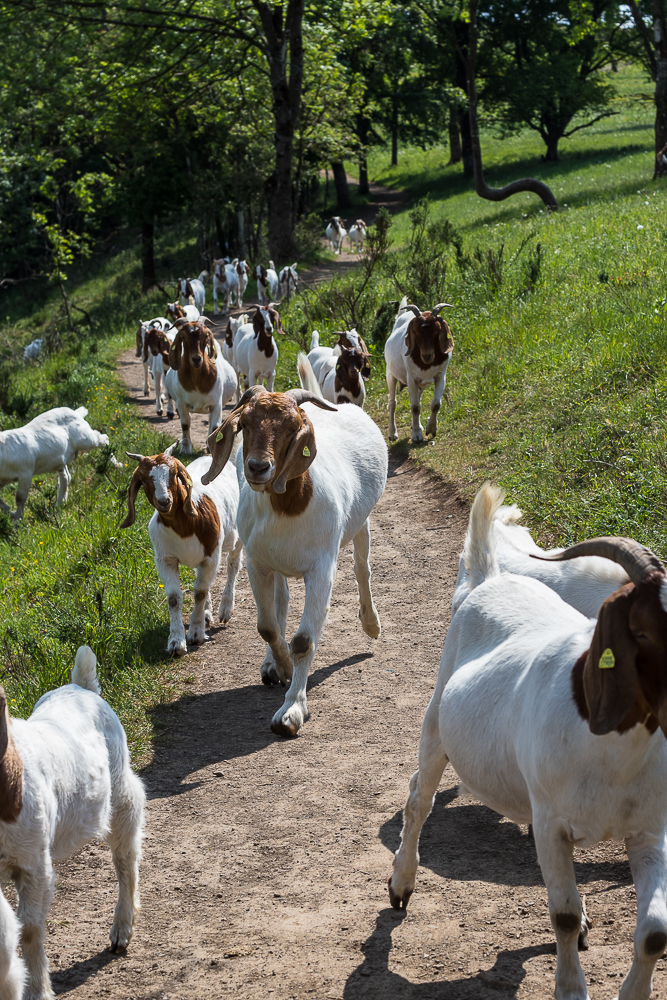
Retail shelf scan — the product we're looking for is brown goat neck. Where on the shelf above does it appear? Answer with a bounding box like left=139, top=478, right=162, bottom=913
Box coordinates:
left=268, top=470, right=313, bottom=517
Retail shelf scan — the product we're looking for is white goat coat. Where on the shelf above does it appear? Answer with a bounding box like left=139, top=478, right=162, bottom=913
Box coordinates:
left=233, top=322, right=279, bottom=390
left=307, top=346, right=365, bottom=407
left=164, top=350, right=236, bottom=430
left=254, top=265, right=279, bottom=307
left=385, top=310, right=451, bottom=390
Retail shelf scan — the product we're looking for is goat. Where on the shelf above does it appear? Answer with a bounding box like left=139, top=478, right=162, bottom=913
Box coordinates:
left=307, top=338, right=366, bottom=407
left=348, top=219, right=367, bottom=252
left=278, top=263, right=298, bottom=300
left=164, top=319, right=236, bottom=454
left=385, top=297, right=454, bottom=443
left=200, top=355, right=387, bottom=737
left=165, top=301, right=200, bottom=324
left=121, top=443, right=243, bottom=655
left=235, top=259, right=250, bottom=304
left=325, top=216, right=347, bottom=254
left=331, top=328, right=371, bottom=380
left=232, top=305, right=284, bottom=395
left=389, top=482, right=667, bottom=1000
left=212, top=259, right=239, bottom=315
left=136, top=317, right=171, bottom=396
left=222, top=314, right=249, bottom=401
left=452, top=493, right=630, bottom=619
left=143, top=326, right=176, bottom=418
left=0, top=646, right=144, bottom=998
left=177, top=273, right=208, bottom=314
left=253, top=262, right=279, bottom=307
left=0, top=406, right=110, bottom=520
left=23, top=338, right=44, bottom=363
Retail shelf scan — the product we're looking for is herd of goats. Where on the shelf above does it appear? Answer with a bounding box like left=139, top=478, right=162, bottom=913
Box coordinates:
left=0, top=258, right=666, bottom=1000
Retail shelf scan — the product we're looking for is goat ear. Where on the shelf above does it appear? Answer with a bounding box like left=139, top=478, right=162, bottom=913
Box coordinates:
left=583, top=585, right=638, bottom=734
left=176, top=463, right=197, bottom=517
left=405, top=318, right=417, bottom=355
left=273, top=410, right=316, bottom=494
left=169, top=330, right=184, bottom=370
left=201, top=411, right=242, bottom=485
left=438, top=320, right=454, bottom=354
left=0, top=691, right=22, bottom=823
left=120, top=468, right=143, bottom=529
left=204, top=328, right=216, bottom=358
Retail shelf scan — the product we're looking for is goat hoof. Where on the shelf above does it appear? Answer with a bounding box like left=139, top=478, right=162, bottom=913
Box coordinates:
left=388, top=431, right=398, bottom=442
left=166, top=412, right=175, bottom=420
left=387, top=876, right=412, bottom=910
left=167, top=638, right=187, bottom=657
left=361, top=612, right=381, bottom=639
left=218, top=599, right=234, bottom=624
left=270, top=718, right=299, bottom=738
left=261, top=661, right=281, bottom=685
left=143, top=389, right=149, bottom=397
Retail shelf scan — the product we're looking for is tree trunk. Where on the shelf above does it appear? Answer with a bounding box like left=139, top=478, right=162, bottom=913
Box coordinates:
left=141, top=219, right=157, bottom=292
left=357, top=115, right=370, bottom=195
left=359, top=157, right=369, bottom=196
left=391, top=96, right=398, bottom=166
left=448, top=109, right=462, bottom=165
left=331, top=162, right=352, bottom=210
left=254, top=0, right=304, bottom=261
left=652, top=0, right=667, bottom=176
left=465, top=0, right=558, bottom=210
left=460, top=110, right=474, bottom=177
left=215, top=214, right=227, bottom=258
left=237, top=207, right=246, bottom=257
left=544, top=133, right=560, bottom=162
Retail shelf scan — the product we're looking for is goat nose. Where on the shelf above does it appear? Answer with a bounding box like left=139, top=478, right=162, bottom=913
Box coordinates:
left=248, top=457, right=270, bottom=474
left=192, top=355, right=202, bottom=367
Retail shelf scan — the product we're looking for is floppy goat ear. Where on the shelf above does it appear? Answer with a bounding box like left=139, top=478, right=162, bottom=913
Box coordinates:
left=176, top=462, right=197, bottom=517
left=273, top=409, right=317, bottom=494
left=168, top=330, right=184, bottom=371
left=203, top=327, right=217, bottom=358
left=120, top=468, right=144, bottom=529
left=438, top=319, right=454, bottom=355
left=0, top=688, right=22, bottom=823
left=405, top=318, right=418, bottom=355
left=583, top=585, right=638, bottom=734
left=201, top=411, right=243, bottom=485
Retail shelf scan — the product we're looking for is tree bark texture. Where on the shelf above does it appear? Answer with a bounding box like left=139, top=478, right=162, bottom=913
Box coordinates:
left=652, top=0, right=667, bottom=175
left=448, top=109, right=462, bottom=165
left=141, top=219, right=157, bottom=292
left=331, top=162, right=352, bottom=210
left=255, top=0, right=304, bottom=261
left=357, top=115, right=370, bottom=195
left=391, top=96, right=398, bottom=166
left=465, top=0, right=558, bottom=210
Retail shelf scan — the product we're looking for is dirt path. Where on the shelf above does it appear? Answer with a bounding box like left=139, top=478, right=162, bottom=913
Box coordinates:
left=43, top=289, right=667, bottom=999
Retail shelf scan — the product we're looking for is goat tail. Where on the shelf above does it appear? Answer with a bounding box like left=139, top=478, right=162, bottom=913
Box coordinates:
left=309, top=330, right=320, bottom=351
left=397, top=295, right=409, bottom=316
left=269, top=260, right=276, bottom=272
left=462, top=483, right=505, bottom=590
left=496, top=503, right=523, bottom=525
left=297, top=353, right=323, bottom=398
left=72, top=645, right=102, bottom=695
left=74, top=406, right=89, bottom=419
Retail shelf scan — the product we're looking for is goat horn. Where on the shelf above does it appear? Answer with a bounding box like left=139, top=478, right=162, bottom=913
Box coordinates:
left=126, top=451, right=145, bottom=461
left=406, top=304, right=422, bottom=318
left=286, top=389, right=338, bottom=411
left=530, top=536, right=665, bottom=585
left=163, top=441, right=180, bottom=457
left=232, top=385, right=266, bottom=411
left=172, top=317, right=190, bottom=326
left=431, top=303, right=454, bottom=316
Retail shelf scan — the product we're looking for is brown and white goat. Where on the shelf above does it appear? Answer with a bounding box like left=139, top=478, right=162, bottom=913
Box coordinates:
left=135, top=317, right=170, bottom=396
left=163, top=320, right=237, bottom=453
left=121, top=443, right=243, bottom=655
left=348, top=219, right=367, bottom=251
left=231, top=305, right=284, bottom=395
left=307, top=340, right=367, bottom=407
left=252, top=262, right=279, bottom=306
left=143, top=327, right=175, bottom=418
left=325, top=217, right=347, bottom=254
left=166, top=301, right=200, bottom=324
left=385, top=297, right=454, bottom=443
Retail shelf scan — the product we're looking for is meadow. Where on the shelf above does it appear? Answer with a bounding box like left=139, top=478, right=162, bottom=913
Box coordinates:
left=0, top=60, right=665, bottom=755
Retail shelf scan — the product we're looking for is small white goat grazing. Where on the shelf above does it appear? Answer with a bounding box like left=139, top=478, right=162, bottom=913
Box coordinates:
left=253, top=262, right=279, bottom=307
left=0, top=407, right=110, bottom=520
left=200, top=355, right=387, bottom=737
left=0, top=646, right=144, bottom=999
left=232, top=306, right=284, bottom=394
left=121, top=443, right=243, bottom=655
left=135, top=317, right=171, bottom=396
left=451, top=494, right=630, bottom=619
left=278, top=263, right=298, bottom=300
left=177, top=273, right=208, bottom=314
left=385, top=297, right=454, bottom=443
left=348, top=219, right=367, bottom=251
left=163, top=319, right=237, bottom=454
left=390, top=482, right=667, bottom=1000
left=325, top=216, right=347, bottom=254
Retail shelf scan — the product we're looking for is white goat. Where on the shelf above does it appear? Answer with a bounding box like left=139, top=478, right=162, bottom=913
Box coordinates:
left=136, top=317, right=171, bottom=396
left=143, top=326, right=177, bottom=418
left=177, top=273, right=208, bottom=313
left=278, top=263, right=298, bottom=300
left=307, top=338, right=366, bottom=407
left=0, top=407, right=110, bottom=520
left=0, top=646, right=144, bottom=999
left=325, top=216, right=347, bottom=254
left=452, top=494, right=630, bottom=619
left=200, top=355, right=387, bottom=737
left=165, top=302, right=199, bottom=324
left=235, top=259, right=249, bottom=304
left=232, top=306, right=284, bottom=395
left=163, top=319, right=237, bottom=454
left=390, top=482, right=667, bottom=1000
left=121, top=443, right=243, bottom=655
left=23, top=339, right=44, bottom=363
left=222, top=314, right=249, bottom=400
left=212, top=259, right=238, bottom=315
left=348, top=219, right=367, bottom=251
left=253, top=262, right=279, bottom=307
left=385, top=297, right=454, bottom=443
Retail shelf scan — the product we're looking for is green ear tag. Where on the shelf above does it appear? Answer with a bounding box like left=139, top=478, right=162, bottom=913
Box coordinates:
left=302, top=445, right=310, bottom=457
left=185, top=476, right=192, bottom=487
left=599, top=648, right=615, bottom=669
left=216, top=430, right=224, bottom=442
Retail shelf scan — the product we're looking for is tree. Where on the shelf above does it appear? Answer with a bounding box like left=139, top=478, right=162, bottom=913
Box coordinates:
left=627, top=0, right=667, bottom=175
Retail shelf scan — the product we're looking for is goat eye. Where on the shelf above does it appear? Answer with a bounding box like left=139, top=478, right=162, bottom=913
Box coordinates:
left=633, top=630, right=647, bottom=640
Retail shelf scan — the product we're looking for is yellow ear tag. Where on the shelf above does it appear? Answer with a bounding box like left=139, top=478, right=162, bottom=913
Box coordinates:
left=302, top=446, right=310, bottom=457
left=599, top=648, right=615, bottom=669
left=216, top=430, right=224, bottom=442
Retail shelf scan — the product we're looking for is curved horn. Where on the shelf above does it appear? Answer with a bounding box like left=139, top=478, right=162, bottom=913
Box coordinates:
left=531, top=536, right=665, bottom=585
left=125, top=451, right=145, bottom=462
left=286, top=389, right=338, bottom=411
left=430, top=303, right=454, bottom=317
left=172, top=317, right=190, bottom=327
left=406, top=304, right=422, bottom=318
left=233, top=385, right=267, bottom=411
left=163, top=441, right=180, bottom=457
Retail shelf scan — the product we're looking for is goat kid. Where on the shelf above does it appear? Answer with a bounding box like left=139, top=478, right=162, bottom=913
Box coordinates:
left=232, top=306, right=284, bottom=395
left=143, top=326, right=176, bottom=418
left=307, top=339, right=366, bottom=407
left=177, top=273, right=208, bottom=314
left=385, top=298, right=454, bottom=443
left=135, top=317, right=171, bottom=396
left=325, top=216, right=347, bottom=254
left=390, top=483, right=667, bottom=1000
left=279, top=263, right=298, bottom=300
left=348, top=219, right=367, bottom=251
left=200, top=357, right=387, bottom=737
left=121, top=443, right=243, bottom=655
left=164, top=319, right=236, bottom=454
left=0, top=407, right=110, bottom=520
left=0, top=646, right=144, bottom=1000
left=253, top=262, right=279, bottom=307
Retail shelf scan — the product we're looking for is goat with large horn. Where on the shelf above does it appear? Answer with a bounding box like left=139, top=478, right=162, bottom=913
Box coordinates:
left=201, top=355, right=388, bottom=738
left=389, top=481, right=667, bottom=1000
left=385, top=296, right=454, bottom=443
